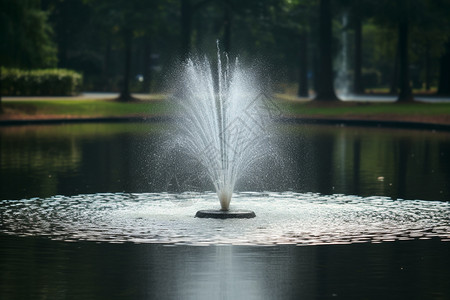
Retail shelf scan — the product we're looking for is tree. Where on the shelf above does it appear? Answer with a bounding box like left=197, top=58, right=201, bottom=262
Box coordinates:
left=181, top=0, right=193, bottom=59
left=265, top=0, right=314, bottom=97
left=180, top=0, right=213, bottom=59
left=346, top=0, right=375, bottom=95
left=438, top=40, right=450, bottom=95
left=298, top=31, right=308, bottom=97
left=337, top=0, right=377, bottom=95
left=397, top=3, right=413, bottom=102
left=315, top=0, right=338, bottom=101
left=372, top=0, right=413, bottom=101
left=353, top=13, right=363, bottom=94
left=0, top=0, right=57, bottom=111
left=85, top=0, right=167, bottom=101
left=0, top=0, right=57, bottom=69
left=372, top=0, right=450, bottom=101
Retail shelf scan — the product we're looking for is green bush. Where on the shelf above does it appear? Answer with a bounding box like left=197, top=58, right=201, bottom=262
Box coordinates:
left=1, top=68, right=83, bottom=96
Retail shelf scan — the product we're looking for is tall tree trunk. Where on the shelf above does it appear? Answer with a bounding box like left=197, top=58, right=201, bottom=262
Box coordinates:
left=223, top=0, right=231, bottom=54
left=313, top=47, right=319, bottom=95
left=397, top=17, right=413, bottom=102
left=142, top=38, right=152, bottom=93
left=297, top=32, right=308, bottom=97
left=181, top=0, right=192, bottom=60
left=118, top=29, right=133, bottom=102
left=103, top=34, right=112, bottom=91
left=390, top=47, right=399, bottom=94
left=0, top=66, right=3, bottom=113
left=353, top=16, right=363, bottom=94
left=315, top=0, right=338, bottom=101
left=425, top=41, right=431, bottom=91
left=437, top=40, right=450, bottom=95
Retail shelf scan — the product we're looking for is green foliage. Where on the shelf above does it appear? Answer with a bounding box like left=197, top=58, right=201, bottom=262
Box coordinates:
left=1, top=68, right=83, bottom=96
left=0, top=0, right=57, bottom=68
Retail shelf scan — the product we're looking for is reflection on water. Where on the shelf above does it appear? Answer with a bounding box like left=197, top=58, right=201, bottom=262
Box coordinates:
left=2, top=122, right=448, bottom=201
left=275, top=125, right=450, bottom=201
left=0, top=235, right=449, bottom=299
left=0, top=123, right=166, bottom=200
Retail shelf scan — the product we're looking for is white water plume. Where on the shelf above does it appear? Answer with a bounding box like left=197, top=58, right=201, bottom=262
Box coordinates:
left=172, top=46, right=275, bottom=210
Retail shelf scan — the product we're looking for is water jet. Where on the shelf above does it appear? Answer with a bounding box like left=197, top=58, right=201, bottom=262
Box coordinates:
left=173, top=45, right=273, bottom=218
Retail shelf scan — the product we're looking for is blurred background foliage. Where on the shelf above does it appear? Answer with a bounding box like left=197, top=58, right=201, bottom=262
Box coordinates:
left=0, top=0, right=449, bottom=97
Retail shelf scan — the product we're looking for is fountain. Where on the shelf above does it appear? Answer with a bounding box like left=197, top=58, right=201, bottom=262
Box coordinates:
left=1, top=118, right=450, bottom=245
left=1, top=48, right=449, bottom=245
left=172, top=45, right=274, bottom=218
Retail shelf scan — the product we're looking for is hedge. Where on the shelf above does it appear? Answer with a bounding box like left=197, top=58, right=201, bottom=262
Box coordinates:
left=1, top=68, right=83, bottom=96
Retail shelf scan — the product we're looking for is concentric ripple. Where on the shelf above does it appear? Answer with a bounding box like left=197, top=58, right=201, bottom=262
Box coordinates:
left=1, top=192, right=449, bottom=245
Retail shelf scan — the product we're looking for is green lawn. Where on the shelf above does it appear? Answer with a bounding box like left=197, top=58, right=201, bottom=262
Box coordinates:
left=1, top=97, right=450, bottom=120
left=281, top=101, right=450, bottom=116
left=2, top=99, right=170, bottom=117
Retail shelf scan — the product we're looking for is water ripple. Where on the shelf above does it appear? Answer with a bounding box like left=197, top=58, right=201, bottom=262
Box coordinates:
left=1, top=192, right=449, bottom=245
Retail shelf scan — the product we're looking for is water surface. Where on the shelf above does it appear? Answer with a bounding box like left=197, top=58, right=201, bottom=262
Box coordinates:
left=1, top=122, right=449, bottom=299
left=1, top=123, right=449, bottom=201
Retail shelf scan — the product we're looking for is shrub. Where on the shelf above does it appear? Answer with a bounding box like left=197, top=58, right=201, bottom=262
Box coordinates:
left=1, top=68, right=83, bottom=96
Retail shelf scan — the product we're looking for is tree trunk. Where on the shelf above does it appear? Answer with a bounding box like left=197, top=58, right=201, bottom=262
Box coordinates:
left=142, top=38, right=152, bottom=93
left=118, top=29, right=134, bottom=102
left=353, top=16, right=363, bottom=94
left=315, top=0, right=338, bottom=101
left=425, top=41, right=431, bottom=91
left=313, top=48, right=319, bottom=95
left=181, top=0, right=192, bottom=60
left=103, top=34, right=112, bottom=91
left=223, top=0, right=231, bottom=54
left=397, top=17, right=413, bottom=102
left=437, top=40, right=450, bottom=95
left=390, top=47, right=399, bottom=94
left=0, top=66, right=3, bottom=113
left=297, top=32, right=308, bottom=97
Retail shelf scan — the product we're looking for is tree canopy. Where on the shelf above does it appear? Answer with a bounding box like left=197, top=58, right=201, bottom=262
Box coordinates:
left=1, top=0, right=57, bottom=68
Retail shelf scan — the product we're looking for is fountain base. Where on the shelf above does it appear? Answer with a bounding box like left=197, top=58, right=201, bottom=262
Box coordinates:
left=195, top=210, right=256, bottom=219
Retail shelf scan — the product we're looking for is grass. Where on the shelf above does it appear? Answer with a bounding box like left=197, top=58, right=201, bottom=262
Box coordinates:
left=281, top=101, right=450, bottom=116
left=1, top=99, right=170, bottom=118
left=1, top=96, right=450, bottom=122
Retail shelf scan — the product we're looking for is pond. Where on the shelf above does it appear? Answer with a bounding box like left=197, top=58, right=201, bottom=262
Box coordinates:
left=0, top=122, right=449, bottom=298
left=1, top=123, right=449, bottom=201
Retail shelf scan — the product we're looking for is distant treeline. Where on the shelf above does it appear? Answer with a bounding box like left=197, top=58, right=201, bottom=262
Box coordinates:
left=1, top=0, right=449, bottom=101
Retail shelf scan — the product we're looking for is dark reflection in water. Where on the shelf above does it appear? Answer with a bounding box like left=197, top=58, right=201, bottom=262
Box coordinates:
left=270, top=125, right=450, bottom=201
left=1, top=123, right=449, bottom=201
left=0, top=235, right=449, bottom=299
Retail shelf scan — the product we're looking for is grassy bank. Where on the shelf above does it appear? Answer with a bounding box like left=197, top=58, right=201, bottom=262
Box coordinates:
left=1, top=99, right=169, bottom=119
left=1, top=97, right=450, bottom=124
left=282, top=101, right=450, bottom=116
